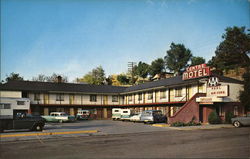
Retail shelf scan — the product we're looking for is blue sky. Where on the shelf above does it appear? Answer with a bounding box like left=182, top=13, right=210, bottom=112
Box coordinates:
left=1, top=0, right=249, bottom=82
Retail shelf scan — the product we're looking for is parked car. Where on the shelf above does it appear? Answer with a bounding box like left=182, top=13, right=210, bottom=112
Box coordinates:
left=42, top=112, right=75, bottom=123
left=120, top=109, right=135, bottom=121
left=76, top=110, right=90, bottom=120
left=140, top=110, right=166, bottom=124
left=231, top=114, right=250, bottom=128
left=112, top=108, right=122, bottom=120
left=129, top=113, right=142, bottom=122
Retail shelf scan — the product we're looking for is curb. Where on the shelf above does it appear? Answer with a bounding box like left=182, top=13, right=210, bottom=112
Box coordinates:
left=152, top=124, right=170, bottom=127
left=0, top=130, right=99, bottom=138
left=168, top=125, right=234, bottom=131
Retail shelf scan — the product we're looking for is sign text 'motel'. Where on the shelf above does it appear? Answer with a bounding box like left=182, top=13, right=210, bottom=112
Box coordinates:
left=183, top=64, right=211, bottom=80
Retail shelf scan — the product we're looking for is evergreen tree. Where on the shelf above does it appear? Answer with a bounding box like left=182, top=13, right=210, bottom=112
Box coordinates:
left=5, top=72, right=24, bottom=82
left=209, top=26, right=250, bottom=71
left=165, top=42, right=192, bottom=75
left=240, top=71, right=250, bottom=111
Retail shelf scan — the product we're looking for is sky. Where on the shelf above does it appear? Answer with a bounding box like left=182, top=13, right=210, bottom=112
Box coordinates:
left=1, top=0, right=250, bottom=82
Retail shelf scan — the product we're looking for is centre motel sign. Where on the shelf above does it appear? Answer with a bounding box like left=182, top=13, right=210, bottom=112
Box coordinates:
left=182, top=64, right=211, bottom=80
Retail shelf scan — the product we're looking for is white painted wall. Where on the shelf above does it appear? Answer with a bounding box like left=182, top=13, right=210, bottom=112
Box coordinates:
left=0, top=97, right=30, bottom=118
left=0, top=91, right=22, bottom=98
left=218, top=82, right=243, bottom=102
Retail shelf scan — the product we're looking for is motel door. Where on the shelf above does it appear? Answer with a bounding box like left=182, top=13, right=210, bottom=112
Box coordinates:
left=44, top=94, right=49, bottom=104
left=199, top=106, right=203, bottom=123
left=69, top=95, right=74, bottom=105
left=103, top=95, right=108, bottom=105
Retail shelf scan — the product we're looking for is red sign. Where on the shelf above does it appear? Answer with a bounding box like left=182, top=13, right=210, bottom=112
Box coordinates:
left=182, top=64, right=211, bottom=80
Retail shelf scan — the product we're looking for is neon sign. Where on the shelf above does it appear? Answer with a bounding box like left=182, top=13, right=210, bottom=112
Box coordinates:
left=182, top=64, right=211, bottom=80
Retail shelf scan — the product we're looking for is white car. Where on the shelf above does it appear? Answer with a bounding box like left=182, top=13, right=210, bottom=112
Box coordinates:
left=130, top=113, right=142, bottom=122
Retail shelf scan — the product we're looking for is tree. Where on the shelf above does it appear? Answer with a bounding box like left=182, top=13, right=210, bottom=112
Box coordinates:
left=209, top=26, right=250, bottom=71
left=78, top=66, right=105, bottom=85
left=117, top=74, right=130, bottom=85
left=32, top=73, right=68, bottom=83
left=240, top=71, right=250, bottom=112
left=5, top=72, right=24, bottom=82
left=149, top=58, right=165, bottom=77
left=134, top=61, right=150, bottom=79
left=32, top=74, right=47, bottom=82
left=165, top=42, right=192, bottom=75
left=191, top=56, right=205, bottom=66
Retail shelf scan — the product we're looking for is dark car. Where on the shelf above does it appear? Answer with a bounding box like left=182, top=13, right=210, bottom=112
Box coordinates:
left=231, top=114, right=250, bottom=128
left=0, top=113, right=46, bottom=132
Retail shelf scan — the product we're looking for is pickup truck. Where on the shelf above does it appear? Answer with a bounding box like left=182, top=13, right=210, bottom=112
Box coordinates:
left=0, top=97, right=45, bottom=132
left=0, top=113, right=45, bottom=132
left=42, top=112, right=76, bottom=123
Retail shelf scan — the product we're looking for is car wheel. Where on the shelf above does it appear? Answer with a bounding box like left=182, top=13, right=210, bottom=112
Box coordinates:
left=233, top=121, right=241, bottom=128
left=59, top=119, right=63, bottom=123
left=34, top=124, right=43, bottom=131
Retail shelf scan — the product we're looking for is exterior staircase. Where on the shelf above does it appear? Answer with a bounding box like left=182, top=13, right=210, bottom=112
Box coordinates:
left=168, top=93, right=206, bottom=124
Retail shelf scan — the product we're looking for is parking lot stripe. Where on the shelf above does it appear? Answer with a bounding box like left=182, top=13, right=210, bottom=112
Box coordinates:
left=0, top=130, right=98, bottom=138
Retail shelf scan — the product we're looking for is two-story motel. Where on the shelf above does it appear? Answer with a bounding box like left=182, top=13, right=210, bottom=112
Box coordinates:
left=0, top=64, right=245, bottom=124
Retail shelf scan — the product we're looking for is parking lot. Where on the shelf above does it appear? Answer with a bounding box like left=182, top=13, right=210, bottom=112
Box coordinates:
left=0, top=120, right=171, bottom=142
left=1, top=121, right=249, bottom=158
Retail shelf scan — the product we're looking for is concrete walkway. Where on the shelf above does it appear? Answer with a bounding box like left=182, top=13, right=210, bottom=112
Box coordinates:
left=152, top=123, right=234, bottom=130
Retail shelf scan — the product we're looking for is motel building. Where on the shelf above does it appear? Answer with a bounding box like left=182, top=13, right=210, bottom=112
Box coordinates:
left=0, top=64, right=245, bottom=124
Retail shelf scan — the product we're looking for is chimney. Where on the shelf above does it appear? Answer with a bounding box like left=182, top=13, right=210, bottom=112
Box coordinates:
left=57, top=76, right=62, bottom=83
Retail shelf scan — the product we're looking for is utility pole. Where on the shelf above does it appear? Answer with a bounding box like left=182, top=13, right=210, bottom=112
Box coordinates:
left=128, top=62, right=137, bottom=84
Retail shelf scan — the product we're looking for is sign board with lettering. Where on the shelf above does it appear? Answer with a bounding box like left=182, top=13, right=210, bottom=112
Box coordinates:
left=182, top=64, right=211, bottom=80
left=207, top=85, right=229, bottom=97
left=199, top=97, right=213, bottom=104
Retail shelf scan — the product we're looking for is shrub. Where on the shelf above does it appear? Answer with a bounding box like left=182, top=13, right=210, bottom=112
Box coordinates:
left=225, top=112, right=234, bottom=123
left=208, top=111, right=221, bottom=124
left=171, top=121, right=186, bottom=127
left=170, top=121, right=201, bottom=127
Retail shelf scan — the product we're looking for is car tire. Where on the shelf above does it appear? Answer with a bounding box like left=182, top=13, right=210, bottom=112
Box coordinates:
left=0, top=127, right=4, bottom=133
left=233, top=121, right=241, bottom=128
left=34, top=124, right=43, bottom=131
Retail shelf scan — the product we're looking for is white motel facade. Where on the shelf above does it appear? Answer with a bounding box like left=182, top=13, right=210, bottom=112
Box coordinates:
left=0, top=64, right=246, bottom=124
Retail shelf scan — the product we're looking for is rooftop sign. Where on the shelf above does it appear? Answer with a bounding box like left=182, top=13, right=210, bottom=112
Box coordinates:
left=182, top=64, right=211, bottom=80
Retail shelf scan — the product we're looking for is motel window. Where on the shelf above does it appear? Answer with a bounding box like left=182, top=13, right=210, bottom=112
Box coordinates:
left=90, top=95, right=97, bottom=102
left=0, top=103, right=11, bottom=109
left=56, top=94, right=64, bottom=101
left=160, top=90, right=166, bottom=99
left=219, top=106, right=224, bottom=116
left=128, top=95, right=132, bottom=101
left=148, top=92, right=153, bottom=100
left=138, top=93, right=142, bottom=101
left=34, top=93, right=40, bottom=101
left=175, top=88, right=182, bottom=97
left=234, top=106, right=239, bottom=116
left=112, top=95, right=118, bottom=102
left=17, top=101, right=25, bottom=105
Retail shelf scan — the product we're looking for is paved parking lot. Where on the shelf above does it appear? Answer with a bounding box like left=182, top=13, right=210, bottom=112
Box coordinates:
left=0, top=120, right=170, bottom=141
left=1, top=126, right=249, bottom=158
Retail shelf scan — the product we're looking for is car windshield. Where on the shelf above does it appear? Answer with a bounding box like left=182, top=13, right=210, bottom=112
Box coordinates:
left=142, top=112, right=152, bottom=115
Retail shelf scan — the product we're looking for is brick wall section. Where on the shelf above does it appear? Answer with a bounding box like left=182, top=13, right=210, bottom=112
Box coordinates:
left=168, top=93, right=206, bottom=124
left=203, top=106, right=215, bottom=123
left=220, top=102, right=244, bottom=121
